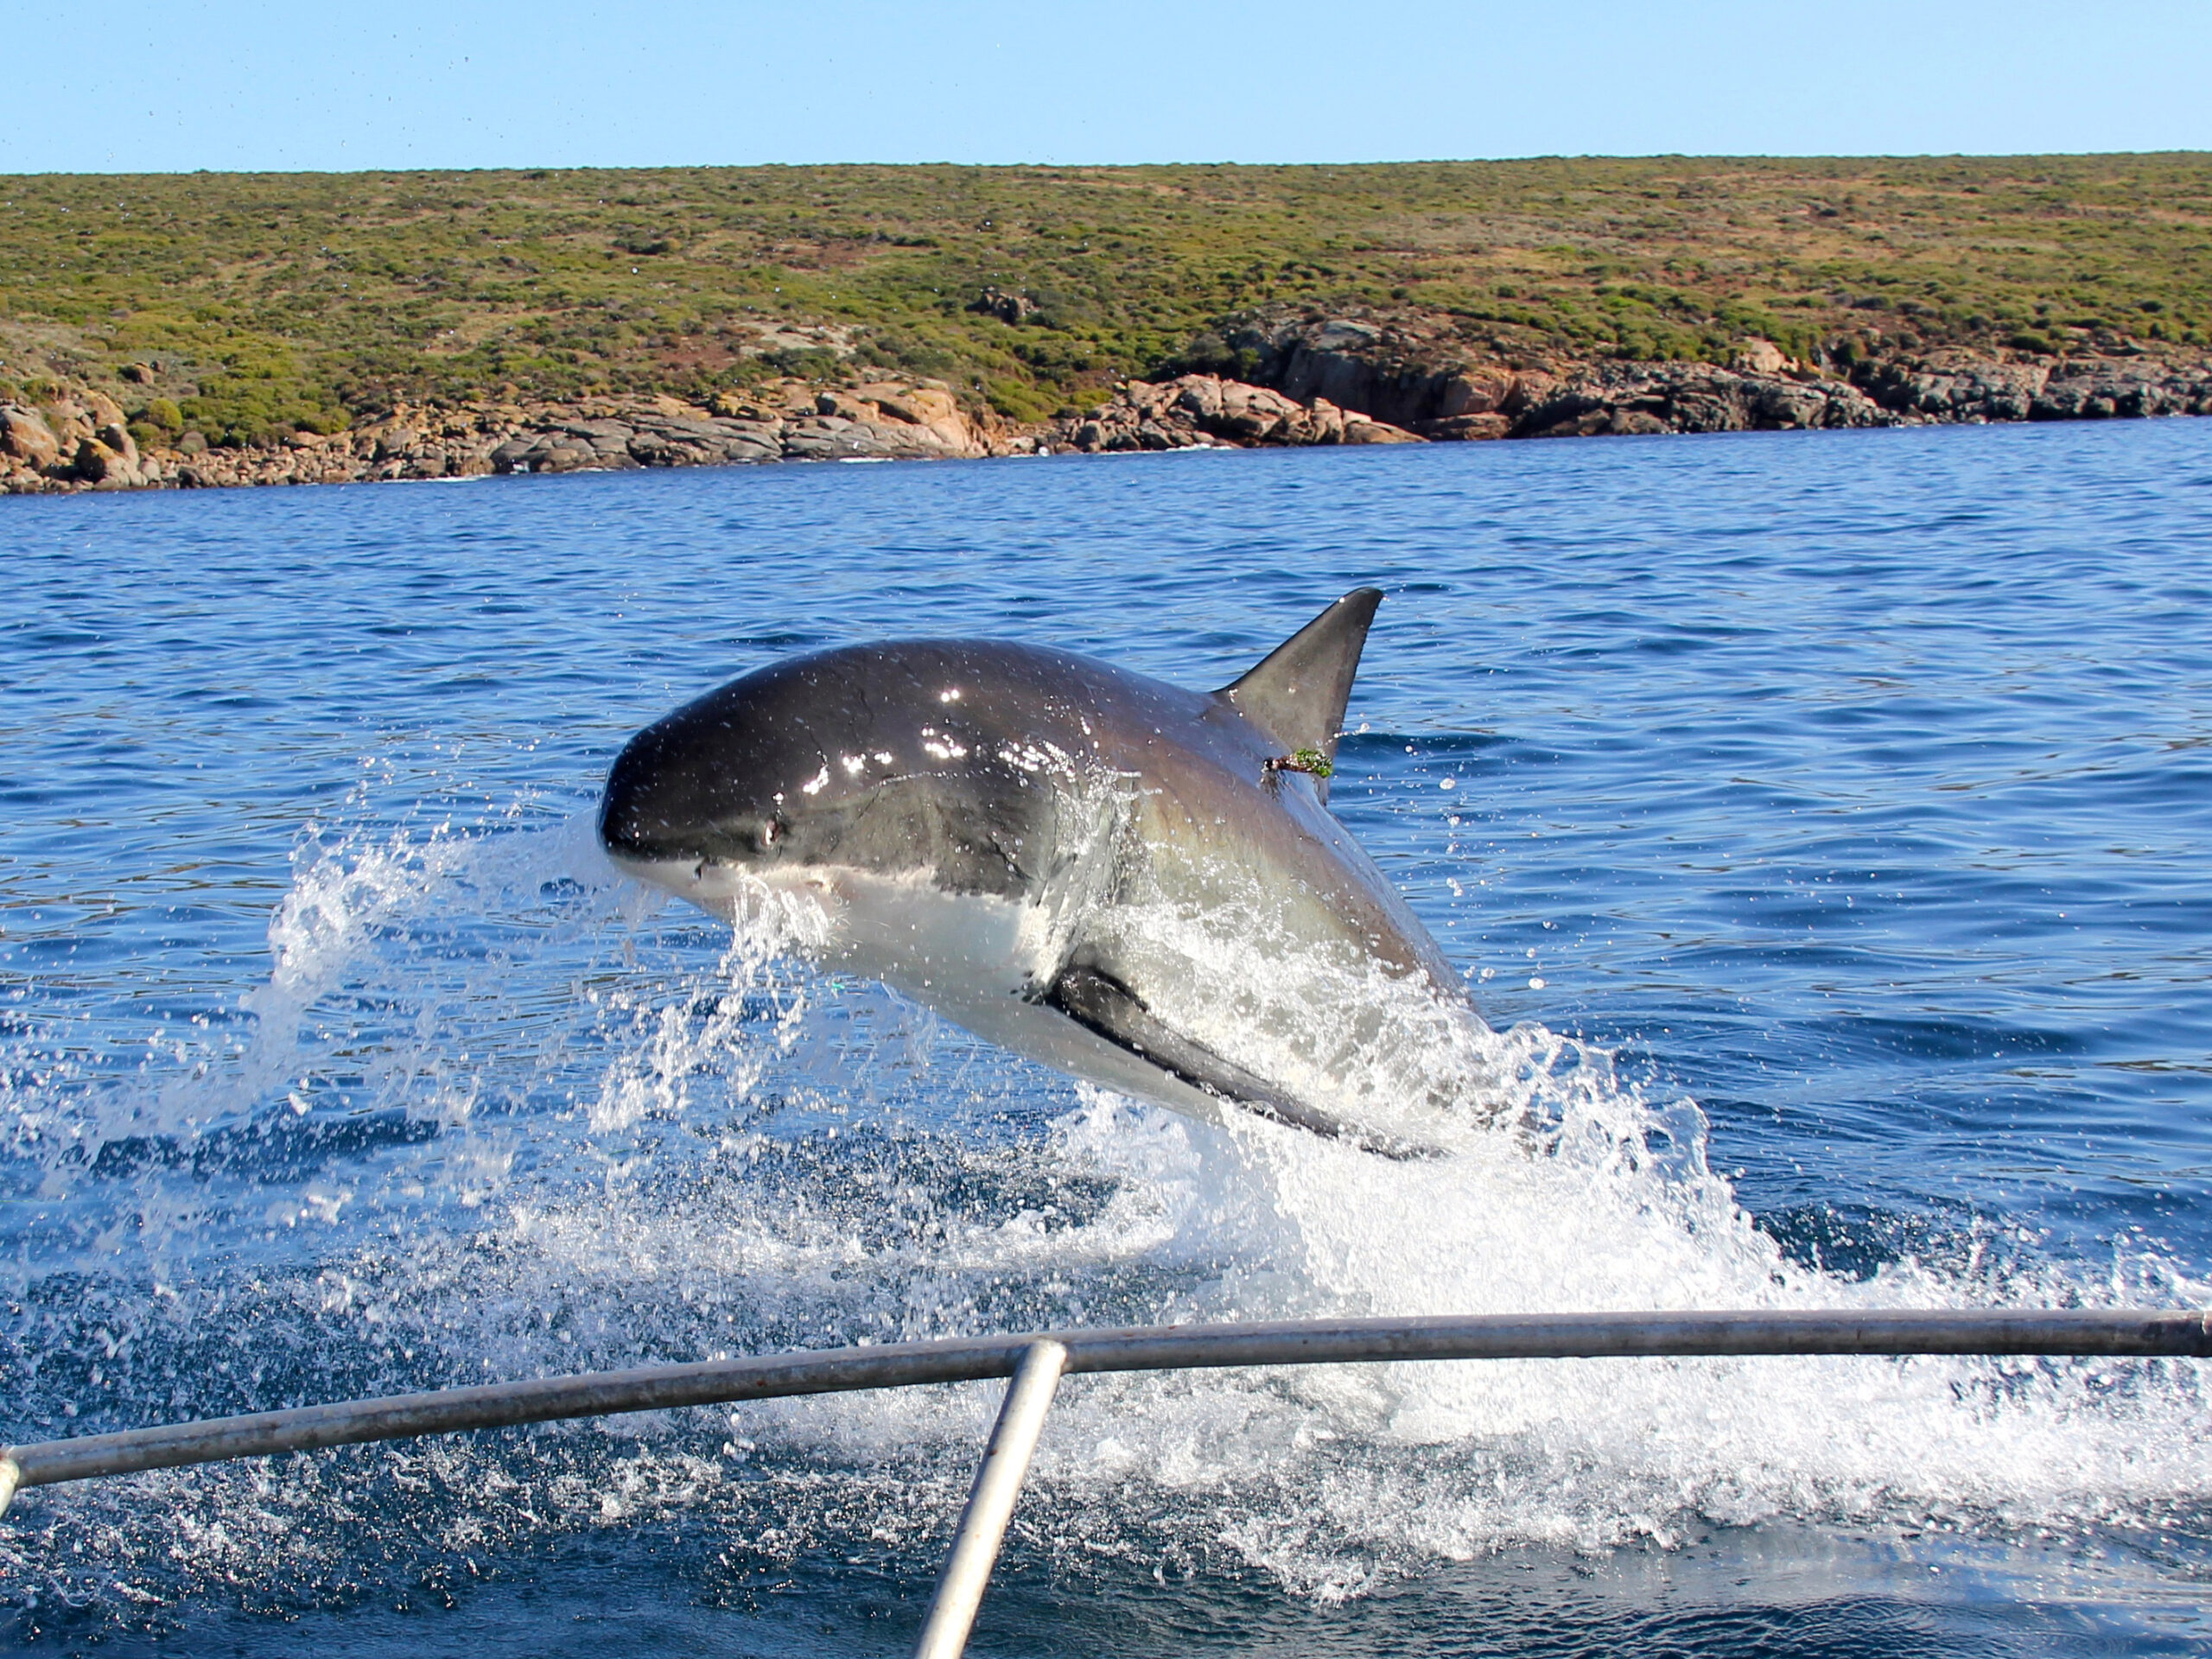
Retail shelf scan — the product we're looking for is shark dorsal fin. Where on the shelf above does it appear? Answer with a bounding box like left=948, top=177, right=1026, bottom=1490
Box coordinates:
left=1217, top=588, right=1383, bottom=795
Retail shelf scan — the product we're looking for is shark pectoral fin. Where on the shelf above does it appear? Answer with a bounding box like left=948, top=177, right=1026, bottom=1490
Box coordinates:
left=1045, top=964, right=1353, bottom=1141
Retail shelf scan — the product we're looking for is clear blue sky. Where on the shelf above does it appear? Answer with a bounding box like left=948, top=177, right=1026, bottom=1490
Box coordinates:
left=6, top=0, right=2209, bottom=174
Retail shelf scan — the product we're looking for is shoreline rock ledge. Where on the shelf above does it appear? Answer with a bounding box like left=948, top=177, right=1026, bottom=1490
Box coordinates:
left=1058, top=376, right=1421, bottom=451
left=1227, top=313, right=2212, bottom=438
left=7, top=321, right=2212, bottom=495
left=0, top=379, right=1040, bottom=494
left=1, top=387, right=168, bottom=490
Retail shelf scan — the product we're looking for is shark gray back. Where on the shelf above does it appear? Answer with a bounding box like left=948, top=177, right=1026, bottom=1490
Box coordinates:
left=600, top=590, right=1481, bottom=1147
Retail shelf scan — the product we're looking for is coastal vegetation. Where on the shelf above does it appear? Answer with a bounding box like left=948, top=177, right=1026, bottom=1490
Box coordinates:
left=3, top=154, right=2209, bottom=444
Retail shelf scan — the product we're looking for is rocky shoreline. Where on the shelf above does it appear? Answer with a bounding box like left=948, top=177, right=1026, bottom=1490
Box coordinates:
left=7, top=317, right=2210, bottom=496
left=0, top=378, right=1039, bottom=493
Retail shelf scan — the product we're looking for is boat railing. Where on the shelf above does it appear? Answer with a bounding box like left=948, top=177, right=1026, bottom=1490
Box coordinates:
left=4, top=1308, right=2207, bottom=1658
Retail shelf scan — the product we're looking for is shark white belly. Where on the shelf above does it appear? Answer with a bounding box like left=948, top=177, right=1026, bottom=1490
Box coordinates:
left=601, top=588, right=1486, bottom=1147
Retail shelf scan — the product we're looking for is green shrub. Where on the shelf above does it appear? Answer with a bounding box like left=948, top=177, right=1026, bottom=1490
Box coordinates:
left=180, top=375, right=350, bottom=445
left=761, top=346, right=842, bottom=380
left=984, top=378, right=1057, bottom=422
left=1153, top=332, right=1260, bottom=381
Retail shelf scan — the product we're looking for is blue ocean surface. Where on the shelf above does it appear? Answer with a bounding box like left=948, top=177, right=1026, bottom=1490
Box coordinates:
left=1, top=417, right=2208, bottom=1656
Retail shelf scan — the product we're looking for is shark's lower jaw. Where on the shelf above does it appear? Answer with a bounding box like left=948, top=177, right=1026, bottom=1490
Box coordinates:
left=602, top=849, right=848, bottom=935
left=600, top=847, right=696, bottom=892
left=604, top=853, right=1040, bottom=990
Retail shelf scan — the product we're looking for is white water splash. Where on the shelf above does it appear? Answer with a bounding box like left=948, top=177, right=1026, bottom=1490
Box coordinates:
left=587, top=880, right=830, bottom=1135
left=4, top=812, right=2207, bottom=1619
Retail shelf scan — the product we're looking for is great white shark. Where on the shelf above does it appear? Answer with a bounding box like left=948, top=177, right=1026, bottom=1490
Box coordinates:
left=598, top=589, right=1484, bottom=1147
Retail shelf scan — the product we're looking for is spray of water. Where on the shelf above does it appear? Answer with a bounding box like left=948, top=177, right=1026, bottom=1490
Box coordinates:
left=2, top=813, right=2206, bottom=1630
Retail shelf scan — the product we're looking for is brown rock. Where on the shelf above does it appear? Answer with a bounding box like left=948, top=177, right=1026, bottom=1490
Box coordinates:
left=1166, top=377, right=1219, bottom=421
left=0, top=405, right=61, bottom=470
left=1231, top=312, right=1489, bottom=429
left=971, top=286, right=1039, bottom=324
left=1732, top=338, right=1791, bottom=376
left=823, top=381, right=988, bottom=457
left=369, top=423, right=420, bottom=461
left=1435, top=368, right=1516, bottom=418
left=1427, top=413, right=1511, bottom=441
left=43, top=401, right=96, bottom=450
left=1290, top=397, right=1347, bottom=444
left=1060, top=375, right=1419, bottom=452
left=1341, top=413, right=1423, bottom=444
left=1217, top=380, right=1302, bottom=442
left=1500, top=371, right=1560, bottom=415
left=707, top=391, right=768, bottom=420
left=73, top=435, right=143, bottom=486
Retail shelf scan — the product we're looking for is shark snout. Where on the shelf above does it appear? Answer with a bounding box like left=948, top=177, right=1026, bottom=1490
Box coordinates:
left=596, top=782, right=702, bottom=868
left=597, top=790, right=697, bottom=866
left=598, top=723, right=764, bottom=868
left=597, top=734, right=803, bottom=918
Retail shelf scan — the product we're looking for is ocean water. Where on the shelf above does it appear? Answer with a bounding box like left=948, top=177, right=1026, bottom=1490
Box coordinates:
left=1, top=418, right=2208, bottom=1656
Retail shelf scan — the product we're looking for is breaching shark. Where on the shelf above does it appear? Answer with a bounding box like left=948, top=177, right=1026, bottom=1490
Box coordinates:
left=598, top=589, right=1483, bottom=1146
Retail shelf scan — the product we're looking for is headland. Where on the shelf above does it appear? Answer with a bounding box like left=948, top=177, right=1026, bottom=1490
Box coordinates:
left=3, top=156, right=2208, bottom=492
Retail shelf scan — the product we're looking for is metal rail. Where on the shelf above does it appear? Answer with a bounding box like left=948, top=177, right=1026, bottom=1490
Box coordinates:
left=912, top=1339, right=1067, bottom=1659
left=3, top=1307, right=2206, bottom=1657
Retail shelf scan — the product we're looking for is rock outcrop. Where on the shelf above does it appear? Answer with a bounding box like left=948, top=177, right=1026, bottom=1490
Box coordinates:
left=480, top=382, right=996, bottom=475
left=2, top=378, right=1023, bottom=493
left=1, top=387, right=165, bottom=489
left=1225, top=309, right=2212, bottom=442
left=970, top=287, right=1040, bottom=326
left=1852, top=349, right=2212, bottom=423
left=1, top=405, right=62, bottom=472
left=1510, top=361, right=1896, bottom=438
left=1057, top=375, right=1421, bottom=452
left=1230, top=313, right=1898, bottom=438
left=1230, top=315, right=1484, bottom=432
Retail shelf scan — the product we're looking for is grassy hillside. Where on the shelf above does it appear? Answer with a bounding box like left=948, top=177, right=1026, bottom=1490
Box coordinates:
left=3, top=155, right=2208, bottom=444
